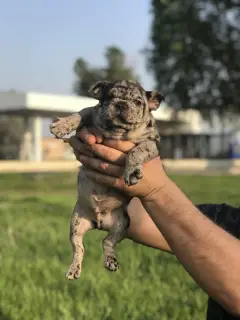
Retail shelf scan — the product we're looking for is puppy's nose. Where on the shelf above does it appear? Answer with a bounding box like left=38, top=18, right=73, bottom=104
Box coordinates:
left=117, top=102, right=126, bottom=110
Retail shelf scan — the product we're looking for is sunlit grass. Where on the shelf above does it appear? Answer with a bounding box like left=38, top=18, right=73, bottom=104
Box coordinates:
left=0, top=173, right=238, bottom=320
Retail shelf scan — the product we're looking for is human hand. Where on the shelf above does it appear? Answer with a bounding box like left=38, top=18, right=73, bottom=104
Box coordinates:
left=69, top=127, right=168, bottom=201
left=69, top=126, right=135, bottom=164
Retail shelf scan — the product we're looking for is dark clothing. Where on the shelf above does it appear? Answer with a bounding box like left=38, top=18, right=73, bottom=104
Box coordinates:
left=195, top=204, right=240, bottom=319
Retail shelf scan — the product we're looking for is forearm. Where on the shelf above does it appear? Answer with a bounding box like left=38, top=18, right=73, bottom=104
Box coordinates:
left=73, top=133, right=240, bottom=314
left=126, top=198, right=172, bottom=252
left=142, top=178, right=240, bottom=315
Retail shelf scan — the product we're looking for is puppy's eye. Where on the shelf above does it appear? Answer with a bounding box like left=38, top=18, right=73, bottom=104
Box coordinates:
left=136, top=100, right=142, bottom=106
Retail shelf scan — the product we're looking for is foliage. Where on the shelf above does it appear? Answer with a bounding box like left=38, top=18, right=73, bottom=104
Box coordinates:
left=0, top=116, right=24, bottom=160
left=146, top=0, right=240, bottom=117
left=1, top=173, right=240, bottom=319
left=74, top=46, right=139, bottom=97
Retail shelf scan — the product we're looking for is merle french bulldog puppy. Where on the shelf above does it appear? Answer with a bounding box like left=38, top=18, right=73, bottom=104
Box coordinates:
left=50, top=80, right=164, bottom=280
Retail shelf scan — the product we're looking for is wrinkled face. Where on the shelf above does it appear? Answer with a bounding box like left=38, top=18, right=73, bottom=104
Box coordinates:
left=89, top=80, right=164, bottom=129
left=101, top=80, right=147, bottom=127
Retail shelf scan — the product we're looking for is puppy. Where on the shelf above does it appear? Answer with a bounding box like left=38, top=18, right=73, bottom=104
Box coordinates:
left=50, top=80, right=164, bottom=279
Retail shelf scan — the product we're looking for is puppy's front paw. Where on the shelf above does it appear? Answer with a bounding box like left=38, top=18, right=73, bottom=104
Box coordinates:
left=104, top=256, right=119, bottom=272
left=50, top=118, right=72, bottom=138
left=66, top=263, right=81, bottom=280
left=124, top=165, right=143, bottom=186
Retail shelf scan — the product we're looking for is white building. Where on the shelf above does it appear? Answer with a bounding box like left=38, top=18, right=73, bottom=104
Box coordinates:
left=0, top=90, right=239, bottom=160
left=0, top=90, right=97, bottom=161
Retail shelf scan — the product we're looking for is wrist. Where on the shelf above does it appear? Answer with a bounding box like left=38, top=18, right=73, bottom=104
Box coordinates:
left=140, top=173, right=172, bottom=204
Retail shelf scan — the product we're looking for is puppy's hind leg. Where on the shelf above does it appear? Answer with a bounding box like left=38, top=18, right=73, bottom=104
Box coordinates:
left=66, top=201, right=93, bottom=280
left=103, top=207, right=130, bottom=272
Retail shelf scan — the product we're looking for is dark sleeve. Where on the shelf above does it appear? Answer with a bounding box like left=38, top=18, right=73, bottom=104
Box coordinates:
left=196, top=203, right=240, bottom=238
left=196, top=204, right=240, bottom=319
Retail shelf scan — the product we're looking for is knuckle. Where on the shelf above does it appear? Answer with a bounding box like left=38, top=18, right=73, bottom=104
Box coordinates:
left=99, top=162, right=108, bottom=171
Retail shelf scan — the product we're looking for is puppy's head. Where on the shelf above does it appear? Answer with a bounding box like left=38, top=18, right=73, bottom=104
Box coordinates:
left=89, top=80, right=164, bottom=129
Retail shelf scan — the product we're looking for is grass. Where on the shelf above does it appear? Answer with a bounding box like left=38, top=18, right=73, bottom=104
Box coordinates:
left=0, top=173, right=239, bottom=320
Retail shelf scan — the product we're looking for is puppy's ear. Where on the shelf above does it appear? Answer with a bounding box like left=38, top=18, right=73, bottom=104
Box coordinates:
left=146, top=91, right=165, bottom=111
left=88, top=81, right=110, bottom=100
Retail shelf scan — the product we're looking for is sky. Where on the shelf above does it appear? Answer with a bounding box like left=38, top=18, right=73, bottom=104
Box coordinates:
left=0, top=0, right=155, bottom=95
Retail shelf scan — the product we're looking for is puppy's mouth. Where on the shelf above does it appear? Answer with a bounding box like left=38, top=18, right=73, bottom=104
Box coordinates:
left=104, top=120, right=125, bottom=129
left=100, top=118, right=129, bottom=133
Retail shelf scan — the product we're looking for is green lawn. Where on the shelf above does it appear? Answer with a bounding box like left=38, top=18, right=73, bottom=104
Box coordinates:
left=0, top=173, right=239, bottom=320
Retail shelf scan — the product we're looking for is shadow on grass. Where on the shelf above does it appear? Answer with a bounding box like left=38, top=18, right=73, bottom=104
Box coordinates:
left=0, top=310, right=12, bottom=320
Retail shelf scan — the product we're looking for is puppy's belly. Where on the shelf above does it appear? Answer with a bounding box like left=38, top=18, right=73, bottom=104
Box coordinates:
left=77, top=167, right=128, bottom=227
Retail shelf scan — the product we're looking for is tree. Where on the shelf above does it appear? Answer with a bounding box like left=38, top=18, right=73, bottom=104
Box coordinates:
left=73, top=46, right=139, bottom=97
left=145, top=0, right=240, bottom=117
left=104, top=46, right=139, bottom=82
left=73, top=58, right=105, bottom=97
left=0, top=116, right=24, bottom=160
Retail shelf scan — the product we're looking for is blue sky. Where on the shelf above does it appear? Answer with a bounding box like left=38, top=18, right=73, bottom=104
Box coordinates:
left=0, top=0, right=155, bottom=95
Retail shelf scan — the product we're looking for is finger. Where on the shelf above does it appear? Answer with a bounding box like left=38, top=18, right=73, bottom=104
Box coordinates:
left=103, top=139, right=135, bottom=153
left=69, top=136, right=93, bottom=156
left=79, top=155, right=124, bottom=177
left=85, top=169, right=125, bottom=190
left=87, top=127, right=103, bottom=144
left=76, top=127, right=103, bottom=145
left=76, top=127, right=97, bottom=145
left=91, top=144, right=127, bottom=165
left=73, top=150, right=94, bottom=161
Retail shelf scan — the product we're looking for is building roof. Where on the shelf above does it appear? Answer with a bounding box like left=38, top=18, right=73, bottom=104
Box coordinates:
left=0, top=91, right=98, bottom=117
